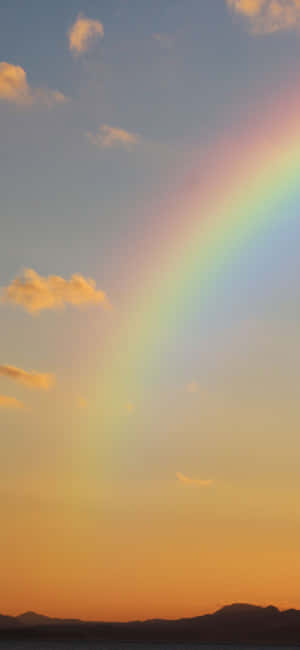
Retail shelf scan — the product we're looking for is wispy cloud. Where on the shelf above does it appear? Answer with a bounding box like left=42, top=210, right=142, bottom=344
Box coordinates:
left=1, top=269, right=110, bottom=314
left=0, top=62, right=67, bottom=107
left=87, top=125, right=140, bottom=150
left=0, top=394, right=25, bottom=410
left=125, top=402, right=135, bottom=415
left=227, top=0, right=264, bottom=17
left=227, top=0, right=300, bottom=34
left=186, top=381, right=199, bottom=393
left=0, top=365, right=55, bottom=391
left=77, top=395, right=88, bottom=409
left=68, top=14, right=104, bottom=55
left=152, top=33, right=174, bottom=48
left=176, top=472, right=213, bottom=487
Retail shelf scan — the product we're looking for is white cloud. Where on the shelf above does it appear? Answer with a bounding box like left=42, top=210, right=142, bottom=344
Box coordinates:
left=0, top=365, right=55, bottom=391
left=186, top=381, right=199, bottom=393
left=176, top=472, right=213, bottom=487
left=0, top=394, right=25, bottom=410
left=87, top=125, right=140, bottom=150
left=125, top=402, right=135, bottom=415
left=227, top=0, right=300, bottom=33
left=77, top=395, right=88, bottom=409
left=1, top=268, right=110, bottom=314
left=227, top=0, right=264, bottom=16
left=68, top=14, right=104, bottom=54
left=0, top=62, right=67, bottom=107
left=152, top=33, right=174, bottom=48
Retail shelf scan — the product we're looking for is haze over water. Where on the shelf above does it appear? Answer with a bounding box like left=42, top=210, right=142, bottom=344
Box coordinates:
left=6, top=643, right=300, bottom=650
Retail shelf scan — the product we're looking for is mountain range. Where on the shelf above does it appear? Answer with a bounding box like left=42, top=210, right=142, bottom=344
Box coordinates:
left=1, top=603, right=300, bottom=643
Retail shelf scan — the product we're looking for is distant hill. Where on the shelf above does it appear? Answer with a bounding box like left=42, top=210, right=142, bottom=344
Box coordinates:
left=0, top=614, right=22, bottom=629
left=1, top=603, right=300, bottom=643
left=17, top=611, right=81, bottom=626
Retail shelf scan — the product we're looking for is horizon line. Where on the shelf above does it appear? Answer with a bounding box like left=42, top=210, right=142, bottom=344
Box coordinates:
left=1, top=602, right=297, bottom=625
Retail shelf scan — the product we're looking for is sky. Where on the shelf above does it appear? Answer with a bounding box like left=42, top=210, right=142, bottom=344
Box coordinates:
left=1, top=0, right=300, bottom=621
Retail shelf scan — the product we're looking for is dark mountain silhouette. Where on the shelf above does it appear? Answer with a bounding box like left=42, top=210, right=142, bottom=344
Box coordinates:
left=17, top=611, right=81, bottom=626
left=1, top=603, right=300, bottom=643
left=0, top=614, right=22, bottom=629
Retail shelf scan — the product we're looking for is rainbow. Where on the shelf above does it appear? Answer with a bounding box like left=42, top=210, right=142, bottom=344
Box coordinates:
left=90, top=89, right=300, bottom=440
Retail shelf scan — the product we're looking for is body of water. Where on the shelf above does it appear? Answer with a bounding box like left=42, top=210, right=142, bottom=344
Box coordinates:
left=0, top=640, right=299, bottom=650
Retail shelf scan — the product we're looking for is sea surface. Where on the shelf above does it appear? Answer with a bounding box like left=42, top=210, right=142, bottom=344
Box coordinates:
left=0, top=641, right=299, bottom=650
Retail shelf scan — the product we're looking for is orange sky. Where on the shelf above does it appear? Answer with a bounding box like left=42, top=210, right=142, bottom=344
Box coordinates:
left=2, top=472, right=300, bottom=620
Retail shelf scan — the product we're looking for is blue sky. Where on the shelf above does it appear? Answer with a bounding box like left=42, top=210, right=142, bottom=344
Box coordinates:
left=2, top=0, right=300, bottom=460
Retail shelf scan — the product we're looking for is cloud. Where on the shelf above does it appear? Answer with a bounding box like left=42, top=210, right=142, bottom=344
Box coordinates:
left=125, top=402, right=135, bottom=415
left=227, top=0, right=264, bottom=16
left=87, top=125, right=140, bottom=150
left=152, top=33, right=174, bottom=48
left=77, top=395, right=88, bottom=409
left=226, top=0, right=300, bottom=33
left=176, top=472, right=213, bottom=487
left=186, top=381, right=199, bottom=393
left=0, top=394, right=25, bottom=410
left=68, top=14, right=104, bottom=54
left=0, top=365, right=55, bottom=391
left=1, top=269, right=110, bottom=314
left=0, top=62, right=68, bottom=107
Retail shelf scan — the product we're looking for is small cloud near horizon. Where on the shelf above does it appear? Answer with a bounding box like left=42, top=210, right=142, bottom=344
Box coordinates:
left=1, top=269, right=110, bottom=314
left=0, top=394, right=25, bottom=410
left=0, top=365, right=55, bottom=391
left=152, top=33, right=174, bottom=48
left=0, top=62, right=67, bottom=107
left=77, top=395, right=88, bottom=409
left=68, top=14, right=104, bottom=55
left=176, top=472, right=213, bottom=487
left=186, top=381, right=199, bottom=393
left=125, top=402, right=135, bottom=415
left=87, top=125, right=140, bottom=150
left=226, top=0, right=300, bottom=34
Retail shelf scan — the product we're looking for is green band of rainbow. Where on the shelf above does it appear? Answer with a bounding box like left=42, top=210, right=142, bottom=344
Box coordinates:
left=90, top=90, right=300, bottom=441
